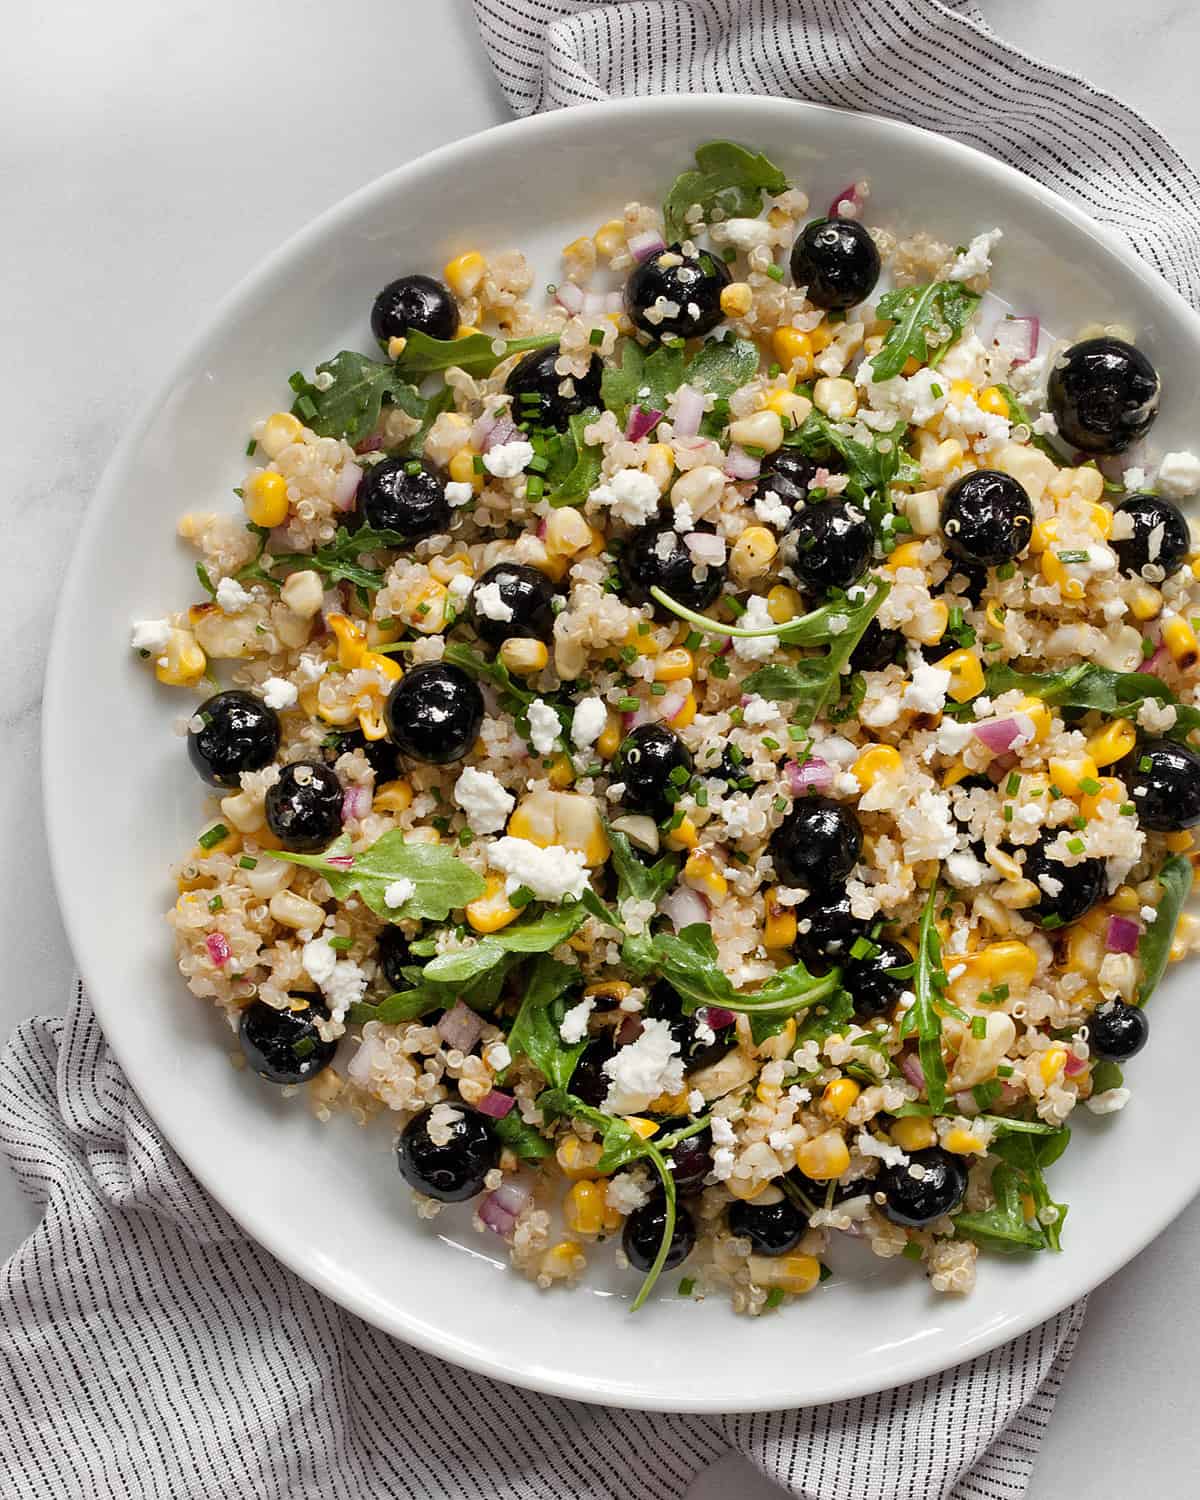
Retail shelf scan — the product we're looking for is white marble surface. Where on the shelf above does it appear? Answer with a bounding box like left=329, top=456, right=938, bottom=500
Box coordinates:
left=2, top=2, right=1197, bottom=1495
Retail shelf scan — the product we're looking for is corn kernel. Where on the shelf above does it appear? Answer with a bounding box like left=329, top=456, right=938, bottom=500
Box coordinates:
left=622, top=1117, right=659, bottom=1140
left=763, top=389, right=813, bottom=428
left=443, top=251, right=486, bottom=298
left=795, top=1130, right=851, bottom=1181
left=456, top=325, right=482, bottom=340
left=498, top=637, right=550, bottom=675
left=683, top=850, right=728, bottom=902
left=727, top=1176, right=771, bottom=1202
left=1087, top=502, right=1112, bottom=538
left=936, top=648, right=985, bottom=703
left=466, top=872, right=519, bottom=933
left=327, top=613, right=367, bottom=669
left=648, top=1089, right=691, bottom=1115
left=912, top=600, right=950, bottom=646
left=544, top=506, right=593, bottom=557
left=771, top=327, right=814, bottom=378
left=1063, top=923, right=1104, bottom=978
left=594, top=219, right=626, bottom=257
left=1047, top=754, right=1100, bottom=800
left=756, top=1081, right=782, bottom=1106
left=665, top=812, right=698, bottom=850
left=597, top=714, right=622, bottom=759
left=508, top=789, right=609, bottom=865
left=808, top=322, right=833, bottom=353
left=260, top=411, right=303, bottom=459
left=976, top=385, right=1010, bottom=418
left=1086, top=719, right=1138, bottom=767
left=730, top=526, right=779, bottom=583
left=941, top=760, right=972, bottom=790
left=642, top=441, right=674, bottom=494
left=984, top=599, right=1007, bottom=633
left=556, top=1137, right=604, bottom=1180
left=890, top=1116, right=936, bottom=1151
left=1040, top=548, right=1086, bottom=602
left=448, top=447, right=483, bottom=491
left=192, top=826, right=241, bottom=860
left=1128, top=584, right=1163, bottom=622
left=1162, top=613, right=1199, bottom=666
left=766, top=585, right=803, bottom=624
left=720, top=281, right=753, bottom=317
left=729, top=411, right=784, bottom=455
left=373, top=779, right=414, bottom=814
left=540, top=1240, right=585, bottom=1280
left=812, top=377, right=858, bottom=420
left=1015, top=696, right=1052, bottom=743
left=1170, top=912, right=1200, bottom=961
left=886, top=540, right=925, bottom=573
left=546, top=752, right=575, bottom=790
left=244, top=469, right=289, bottom=528
left=750, top=1253, right=822, bottom=1296
left=943, top=1127, right=985, bottom=1155
left=669, top=693, right=697, bottom=731
left=654, top=647, right=694, bottom=683
left=821, top=1078, right=860, bottom=1119
left=154, top=628, right=206, bottom=687
left=852, top=744, right=902, bottom=789
left=356, top=705, right=389, bottom=741
left=1166, top=830, right=1195, bottom=853
left=270, top=890, right=325, bottom=932
left=1039, top=1046, right=1068, bottom=1084
left=763, top=888, right=798, bottom=950
left=972, top=940, right=1038, bottom=987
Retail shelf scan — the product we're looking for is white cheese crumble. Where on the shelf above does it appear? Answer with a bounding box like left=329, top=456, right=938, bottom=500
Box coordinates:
left=710, top=1147, right=735, bottom=1182
left=484, top=1041, right=512, bottom=1071
left=383, top=878, right=415, bottom=910
left=588, top=468, right=662, bottom=527
left=753, top=488, right=792, bottom=530
left=485, top=837, right=589, bottom=903
left=527, top=699, right=560, bottom=756
left=855, top=1131, right=909, bottom=1167
left=570, top=697, right=608, bottom=749
left=482, top=439, right=534, bottom=478
left=130, top=618, right=171, bottom=653
left=453, top=766, right=515, bottom=835
left=444, top=480, right=475, bottom=508
left=558, top=997, right=595, bottom=1045
left=294, top=653, right=328, bottom=685
left=902, top=664, right=951, bottom=714
left=948, top=227, right=1002, bottom=282
left=731, top=595, right=780, bottom=662
left=672, top=498, right=696, bottom=533
left=473, top=581, right=513, bottom=622
left=301, top=937, right=366, bottom=1023
left=601, top=1018, right=683, bottom=1113
left=605, top=1174, right=650, bottom=1213
left=448, top=573, right=475, bottom=605
left=741, top=695, right=780, bottom=727
left=261, top=676, right=298, bottom=711
left=215, top=576, right=253, bottom=613
left=1156, top=450, right=1200, bottom=498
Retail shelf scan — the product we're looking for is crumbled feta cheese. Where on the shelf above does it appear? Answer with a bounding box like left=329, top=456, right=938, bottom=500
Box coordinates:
left=1037, top=873, right=1063, bottom=898
left=261, top=676, right=298, bottom=711
left=687, top=1089, right=705, bottom=1114
left=486, top=837, right=589, bottom=903
left=301, top=937, right=337, bottom=987
left=935, top=719, right=973, bottom=755
left=1086, top=1087, right=1131, bottom=1115
left=948, top=227, right=1002, bottom=282
left=527, top=699, right=560, bottom=756
left=710, top=1116, right=736, bottom=1146
left=482, top=439, right=534, bottom=478
left=448, top=573, right=474, bottom=605
left=383, top=878, right=415, bottom=910
left=606, top=1173, right=650, bottom=1213
left=484, top=1041, right=512, bottom=1071
left=710, top=1147, right=735, bottom=1182
left=588, top=468, right=662, bottom=527
left=601, top=1018, right=684, bottom=1113
left=945, top=851, right=988, bottom=888
left=130, top=618, right=171, bottom=653
left=731, top=595, right=779, bottom=662
left=741, top=695, right=779, bottom=727
left=558, top=997, right=595, bottom=1045
left=860, top=693, right=902, bottom=729
left=473, top=581, right=513, bottom=622
left=712, top=216, right=774, bottom=251
left=855, top=1131, right=909, bottom=1167
left=903, top=664, right=951, bottom=714
left=1156, top=450, right=1200, bottom=498
left=215, top=576, right=253, bottom=613
left=444, top=480, right=475, bottom=508
left=453, top=766, right=515, bottom=835
left=1140, top=905, right=1158, bottom=924
left=1030, top=412, right=1058, bottom=437
left=301, top=937, right=366, bottom=1023
left=753, top=487, right=792, bottom=530
left=294, top=653, right=327, bottom=685
left=1122, top=465, right=1147, bottom=493
left=672, top=498, right=696, bottom=533
left=571, top=697, right=608, bottom=750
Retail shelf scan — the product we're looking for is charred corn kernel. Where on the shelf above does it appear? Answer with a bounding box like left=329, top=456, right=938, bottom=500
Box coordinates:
left=795, top=1130, right=851, bottom=1180
left=812, top=377, right=858, bottom=420
left=546, top=752, right=575, bottom=790
left=556, top=1137, right=604, bottom=1180
left=1015, top=696, right=1052, bottom=742
left=1041, top=548, right=1086, bottom=602
left=448, top=447, right=483, bottom=491
left=597, top=714, right=622, bottom=759
left=730, top=526, right=778, bottom=582
left=373, top=779, right=413, bottom=814
left=937, top=648, right=985, bottom=703
left=466, top=873, right=519, bottom=933
left=944, top=1127, right=985, bottom=1155
left=1166, top=830, right=1195, bottom=853
left=763, top=888, right=798, bottom=950
left=443, top=251, right=486, bottom=298
left=766, top=585, right=803, bottom=624
left=976, top=385, right=1009, bottom=417
left=771, top=327, right=814, bottom=377
left=654, top=647, right=694, bottom=683
left=1086, top=719, right=1138, bottom=767
left=540, top=1240, right=585, bottom=1279
left=498, top=637, right=550, bottom=675
left=260, top=411, right=303, bottom=458
left=1128, top=584, right=1163, bottom=622
left=756, top=1081, right=782, bottom=1106
left=891, top=1116, right=936, bottom=1152
left=913, top=600, right=950, bottom=646
left=1039, top=1046, right=1068, bottom=1084
left=752, top=1253, right=822, bottom=1296
left=564, top=1181, right=617, bottom=1235
left=720, top=281, right=753, bottom=317
left=683, top=850, right=728, bottom=901
left=594, top=218, right=626, bottom=257
left=544, top=506, right=593, bottom=557
left=729, top=411, right=785, bottom=455
left=727, top=1176, right=771, bottom=1202
left=623, top=1117, right=659, bottom=1141
left=973, top=940, right=1039, bottom=987
left=1048, top=753, right=1100, bottom=799
left=328, top=613, right=367, bottom=669
left=853, top=744, right=902, bottom=789
left=1170, top=912, right=1200, bottom=961
left=670, top=693, right=697, bottom=731
left=941, top=760, right=972, bottom=790
left=1162, top=613, right=1199, bottom=666
left=886, top=540, right=925, bottom=573
left=584, top=980, right=631, bottom=1008
left=361, top=649, right=402, bottom=682
left=154, top=628, right=206, bottom=686
left=984, top=599, right=1007, bottom=633
left=821, top=1079, right=861, bottom=1119
left=665, top=812, right=698, bottom=850
left=357, top=706, right=389, bottom=741
left=269, top=890, right=326, bottom=932
left=508, top=789, right=609, bottom=865
left=244, top=469, right=290, bottom=528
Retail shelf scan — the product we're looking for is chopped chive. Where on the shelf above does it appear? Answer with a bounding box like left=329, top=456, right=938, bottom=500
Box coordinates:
left=198, top=823, right=230, bottom=850
left=1139, top=755, right=1152, bottom=772
left=620, top=644, right=638, bottom=663
left=970, top=1015, right=987, bottom=1040
left=996, top=1063, right=1014, bottom=1078
left=1078, top=776, right=1101, bottom=796
left=723, top=595, right=746, bottom=618
left=208, top=895, right=223, bottom=913
left=695, top=786, right=709, bottom=807
left=618, top=696, right=639, bottom=712
left=1071, top=815, right=1087, bottom=830
left=328, top=935, right=353, bottom=952
left=1041, top=913, right=1064, bottom=930
left=588, top=327, right=605, bottom=346
left=773, top=795, right=788, bottom=813
left=678, top=1276, right=696, bottom=1295
left=231, top=486, right=245, bottom=499
left=526, top=475, right=544, bottom=499
left=668, top=765, right=689, bottom=785
left=238, top=855, right=258, bottom=870
left=1005, top=772, right=1021, bottom=795
left=1141, top=637, right=1155, bottom=659
left=1003, top=804, right=1014, bottom=822
left=765, top=264, right=784, bottom=282
left=651, top=682, right=667, bottom=696
left=764, top=1286, right=786, bottom=1307
left=292, top=1037, right=315, bottom=1059
left=245, top=438, right=258, bottom=458
left=1066, top=836, right=1085, bottom=855
left=459, top=828, right=473, bottom=847
left=996, top=562, right=1016, bottom=580
left=849, top=936, right=878, bottom=961
left=902, top=1241, right=924, bottom=1262
left=727, top=744, right=744, bottom=765
left=1119, top=802, right=1136, bottom=816
left=1048, top=785, right=1063, bottom=800
left=787, top=725, right=806, bottom=741
left=709, top=656, right=730, bottom=679
left=472, top=454, right=485, bottom=474
left=683, top=629, right=702, bottom=650
left=1056, top=549, right=1089, bottom=564
left=295, top=395, right=316, bottom=419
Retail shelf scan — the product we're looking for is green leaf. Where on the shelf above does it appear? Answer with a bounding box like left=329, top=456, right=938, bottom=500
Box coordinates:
left=977, top=1114, right=1061, bottom=1137
left=794, top=989, right=856, bottom=1047
left=1138, top=854, right=1194, bottom=1005
left=442, top=641, right=536, bottom=711
left=686, top=337, right=761, bottom=398
left=606, top=826, right=679, bottom=913
left=995, top=384, right=1070, bottom=468
left=992, top=1127, right=1071, bottom=1250
left=662, top=140, right=789, bottom=242
left=635, top=924, right=737, bottom=1011
left=395, top=330, right=558, bottom=382
left=869, top=282, right=982, bottom=382
left=268, top=832, right=485, bottom=922
left=984, top=662, right=1200, bottom=740
left=601, top=340, right=685, bottom=425
left=421, top=904, right=589, bottom=985
left=545, top=409, right=603, bottom=507
left=1090, top=1060, right=1124, bottom=1094
left=289, top=351, right=425, bottom=445
left=401, top=383, right=456, bottom=458
left=906, top=880, right=950, bottom=1112
left=953, top=1164, right=1049, bottom=1253
left=505, top=954, right=586, bottom=1090
left=786, top=409, right=919, bottom=493
left=259, top=523, right=418, bottom=593
left=494, top=1110, right=553, bottom=1162
left=348, top=955, right=514, bottom=1026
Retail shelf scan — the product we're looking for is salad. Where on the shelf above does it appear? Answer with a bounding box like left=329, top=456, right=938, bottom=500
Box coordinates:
left=136, top=141, right=1200, bottom=1314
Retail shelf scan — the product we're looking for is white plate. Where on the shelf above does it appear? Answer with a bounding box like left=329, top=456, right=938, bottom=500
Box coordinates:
left=44, top=94, right=1200, bottom=1411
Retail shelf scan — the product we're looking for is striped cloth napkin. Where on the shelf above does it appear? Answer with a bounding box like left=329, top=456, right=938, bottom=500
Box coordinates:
left=3, top=3, right=1197, bottom=1495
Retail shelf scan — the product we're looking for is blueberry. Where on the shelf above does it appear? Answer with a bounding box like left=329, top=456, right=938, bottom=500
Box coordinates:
left=1020, top=835, right=1106, bottom=927
left=569, top=1038, right=617, bottom=1108
left=356, top=457, right=450, bottom=540
left=1047, top=337, right=1160, bottom=455
left=1089, top=1000, right=1149, bottom=1061
left=619, top=521, right=726, bottom=617
left=849, top=617, right=905, bottom=672
left=765, top=449, right=837, bottom=495
left=1119, top=737, right=1200, bottom=831
left=625, top=244, right=731, bottom=340
left=703, top=744, right=760, bottom=790
left=396, top=1107, right=499, bottom=1202
left=790, top=1171, right=870, bottom=1206
left=385, top=663, right=484, bottom=765
left=844, top=938, right=912, bottom=1018
left=940, top=470, right=1033, bottom=567
left=770, top=796, right=862, bottom=889
left=659, top=1124, right=714, bottom=1198
left=780, top=500, right=872, bottom=592
left=324, top=727, right=401, bottom=784
left=789, top=218, right=881, bottom=310
left=1111, top=493, right=1190, bottom=581
left=622, top=1199, right=696, bottom=1274
left=370, top=273, right=460, bottom=347
left=878, top=1147, right=967, bottom=1228
left=187, top=690, right=280, bottom=789
left=504, top=343, right=602, bottom=430
left=264, top=762, right=344, bottom=851
left=793, top=890, right=869, bottom=961
left=377, top=926, right=415, bottom=992
left=470, top=562, right=556, bottom=646
left=615, top=723, right=694, bottom=818
left=728, top=1195, right=808, bottom=1255
left=239, top=997, right=336, bottom=1084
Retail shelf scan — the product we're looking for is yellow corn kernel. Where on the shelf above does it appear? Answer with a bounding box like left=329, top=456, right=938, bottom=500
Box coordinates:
left=448, top=447, right=483, bottom=491
left=594, top=218, right=626, bottom=257
left=243, top=469, right=289, bottom=528
left=670, top=693, right=697, bottom=731
left=154, top=628, right=207, bottom=687
left=556, top=1136, right=604, bottom=1180
left=1162, top=613, right=1199, bottom=666
left=1084, top=502, right=1111, bottom=538
left=720, top=282, right=753, bottom=317
left=985, top=847, right=1023, bottom=882
left=813, top=377, right=858, bottom=420
left=754, top=1253, right=822, bottom=1296
left=546, top=752, right=575, bottom=790
left=766, top=585, right=803, bottom=624
left=1048, top=754, right=1100, bottom=800
left=404, top=826, right=442, bottom=847
left=648, top=1089, right=691, bottom=1115
left=890, top=1115, right=936, bottom=1152
left=944, top=1127, right=985, bottom=1155
left=386, top=336, right=408, bottom=360
left=808, top=322, right=833, bottom=353
left=886, top=540, right=925, bottom=573
left=1170, top=912, right=1200, bottom=961
left=191, top=826, right=241, bottom=861
left=361, top=650, right=402, bottom=683
left=508, top=788, right=609, bottom=865
left=355, top=705, right=387, bottom=741
left=327, top=612, right=367, bottom=669
left=971, top=939, right=1039, bottom=988
left=976, top=385, right=1010, bottom=418
left=544, top=506, right=593, bottom=557
left=498, top=637, right=550, bottom=676
left=683, top=850, right=728, bottom=902
left=1108, top=885, right=1140, bottom=913
left=730, top=526, right=778, bottom=583
left=1029, top=518, right=1058, bottom=555
left=442, top=251, right=486, bottom=298
left=913, top=600, right=950, bottom=647
left=1128, top=584, right=1163, bottom=622
left=540, top=1240, right=585, bottom=1280
left=937, top=648, right=985, bottom=703
left=853, top=744, right=902, bottom=790
left=944, top=378, right=974, bottom=406
left=654, top=647, right=694, bottom=683
left=260, top=411, right=303, bottom=459
left=373, top=779, right=413, bottom=814
left=1039, top=1046, right=1068, bottom=1084
left=771, top=327, right=814, bottom=378
left=1015, top=695, right=1052, bottom=743
left=665, top=813, right=699, bottom=850
left=763, top=888, right=798, bottom=950
left=763, top=389, right=813, bottom=428
left=466, top=872, right=519, bottom=934
left=623, top=1117, right=659, bottom=1141
left=1063, top=922, right=1104, bottom=978
left=727, top=1176, right=771, bottom=1202
left=757, top=1017, right=796, bottom=1063
left=795, top=1130, right=851, bottom=1181
left=1041, top=547, right=1087, bottom=602
left=821, top=1078, right=861, bottom=1119
left=1166, top=830, right=1195, bottom=853
left=456, top=326, right=483, bottom=342
left=563, top=1181, right=617, bottom=1236
left=597, top=714, right=622, bottom=760
left=984, top=599, right=1007, bottom=633
left=1086, top=719, right=1138, bottom=767
left=941, top=760, right=972, bottom=790
left=756, top=1080, right=782, bottom=1106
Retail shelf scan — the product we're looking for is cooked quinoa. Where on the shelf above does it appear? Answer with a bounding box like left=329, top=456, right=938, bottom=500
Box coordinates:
left=135, top=141, right=1200, bottom=1313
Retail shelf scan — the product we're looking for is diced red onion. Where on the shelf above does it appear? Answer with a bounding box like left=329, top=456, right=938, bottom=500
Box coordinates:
left=684, top=531, right=727, bottom=567
left=205, top=932, right=231, bottom=967
left=622, top=704, right=654, bottom=732
left=1106, top=914, right=1141, bottom=954
left=627, top=231, right=666, bottom=262
left=626, top=406, right=663, bottom=442
left=828, top=182, right=865, bottom=219
left=703, top=1006, right=737, bottom=1030
left=661, top=886, right=710, bottom=932
left=554, top=281, right=585, bottom=314
left=973, top=716, right=1027, bottom=753
left=333, top=461, right=362, bottom=512
left=341, top=784, right=371, bottom=823
left=481, top=416, right=521, bottom=454
left=479, top=1179, right=531, bottom=1237
left=724, top=444, right=762, bottom=480
left=320, top=587, right=345, bottom=623
left=993, top=316, right=1040, bottom=367
left=1143, top=641, right=1170, bottom=678
left=353, top=432, right=385, bottom=455
left=536, top=516, right=548, bottom=540
left=476, top=1089, right=516, bottom=1119
left=326, top=854, right=355, bottom=871
left=900, top=1053, right=926, bottom=1090
left=997, top=1080, right=1022, bottom=1104
left=436, top=1000, right=484, bottom=1053
left=672, top=385, right=706, bottom=438
left=471, top=409, right=499, bottom=448
left=1064, top=1052, right=1088, bottom=1078
left=785, top=757, right=833, bottom=793
left=616, top=1014, right=644, bottom=1045
left=662, top=690, right=689, bottom=725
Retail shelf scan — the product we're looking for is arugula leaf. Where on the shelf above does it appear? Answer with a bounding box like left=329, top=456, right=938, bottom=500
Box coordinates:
left=976, top=1114, right=1061, bottom=1137
left=628, top=924, right=737, bottom=1009
left=606, top=827, right=679, bottom=912
left=992, top=1127, right=1070, bottom=1251
left=505, top=954, right=586, bottom=1090
left=268, top=832, right=485, bottom=922
left=995, top=384, right=1070, bottom=468
left=686, top=337, right=760, bottom=398
left=421, top=905, right=589, bottom=985
left=494, top=1110, right=553, bottom=1162
left=786, top=409, right=919, bottom=494
left=601, top=340, right=685, bottom=424
left=258, top=523, right=417, bottom=593
left=1138, top=854, right=1194, bottom=1005
left=442, top=641, right=536, bottom=711
left=899, top=880, right=950, bottom=1112
left=544, top=409, right=603, bottom=507
left=395, top=330, right=557, bottom=382
left=348, top=955, right=514, bottom=1026
left=953, top=1164, right=1049, bottom=1253
left=984, top=662, right=1200, bottom=740
left=869, top=282, right=982, bottom=382
left=289, top=351, right=425, bottom=445
left=735, top=958, right=846, bottom=1043
left=401, top=383, right=456, bottom=458
left=662, top=140, right=789, bottom=242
